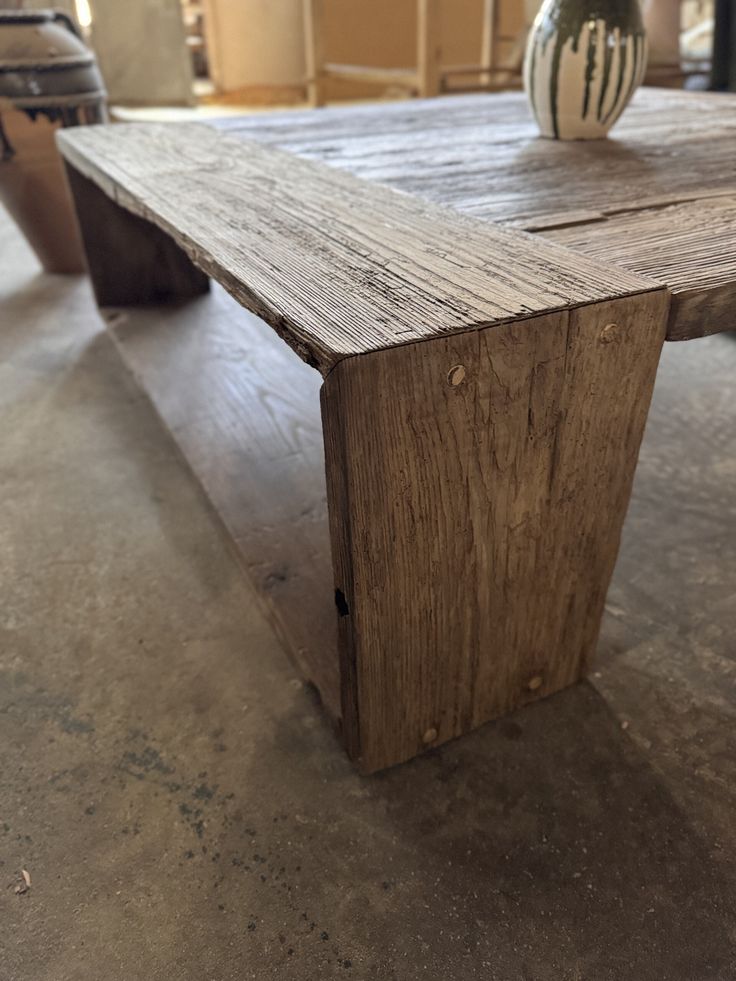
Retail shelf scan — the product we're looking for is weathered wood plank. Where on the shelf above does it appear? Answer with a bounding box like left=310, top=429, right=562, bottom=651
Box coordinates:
left=57, top=121, right=657, bottom=374
left=216, top=88, right=736, bottom=341
left=546, top=197, right=736, bottom=341
left=322, top=290, right=669, bottom=772
left=218, top=89, right=736, bottom=230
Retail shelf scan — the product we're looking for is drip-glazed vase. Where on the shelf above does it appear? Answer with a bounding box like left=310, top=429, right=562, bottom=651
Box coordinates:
left=523, top=0, right=648, bottom=140
left=0, top=10, right=106, bottom=273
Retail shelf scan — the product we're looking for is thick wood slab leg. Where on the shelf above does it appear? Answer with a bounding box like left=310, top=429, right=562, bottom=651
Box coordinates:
left=64, top=163, right=210, bottom=307
left=322, top=291, right=669, bottom=772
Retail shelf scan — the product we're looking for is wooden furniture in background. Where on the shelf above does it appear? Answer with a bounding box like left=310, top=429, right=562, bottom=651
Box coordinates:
left=181, top=0, right=208, bottom=79
left=303, top=0, right=520, bottom=107
left=57, top=88, right=736, bottom=772
left=304, top=0, right=442, bottom=105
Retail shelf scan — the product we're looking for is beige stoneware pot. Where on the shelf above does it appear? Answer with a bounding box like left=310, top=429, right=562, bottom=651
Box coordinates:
left=0, top=10, right=106, bottom=273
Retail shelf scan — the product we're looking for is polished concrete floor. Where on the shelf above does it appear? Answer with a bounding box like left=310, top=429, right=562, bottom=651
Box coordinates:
left=1, top=211, right=735, bottom=981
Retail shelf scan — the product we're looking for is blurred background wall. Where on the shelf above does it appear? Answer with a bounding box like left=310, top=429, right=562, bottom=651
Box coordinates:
left=202, top=0, right=520, bottom=102
left=90, top=0, right=194, bottom=106
left=4, top=0, right=716, bottom=106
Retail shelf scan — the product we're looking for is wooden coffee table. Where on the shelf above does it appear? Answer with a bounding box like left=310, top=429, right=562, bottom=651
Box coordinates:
left=57, top=88, right=736, bottom=772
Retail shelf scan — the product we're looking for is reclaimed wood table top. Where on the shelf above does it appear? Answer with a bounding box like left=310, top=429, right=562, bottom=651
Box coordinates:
left=216, top=87, right=736, bottom=342
left=57, top=121, right=657, bottom=374
left=58, top=87, right=736, bottom=354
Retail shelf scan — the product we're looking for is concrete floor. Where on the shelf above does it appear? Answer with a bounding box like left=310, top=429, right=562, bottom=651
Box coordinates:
left=1, top=210, right=736, bottom=981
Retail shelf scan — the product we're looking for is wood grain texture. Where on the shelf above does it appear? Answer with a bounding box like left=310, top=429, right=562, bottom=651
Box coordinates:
left=107, top=285, right=340, bottom=719
left=546, top=197, right=736, bottom=341
left=57, top=121, right=656, bottom=374
left=65, top=164, right=210, bottom=307
left=322, top=291, right=669, bottom=772
left=218, top=89, right=736, bottom=229
left=217, top=87, right=736, bottom=341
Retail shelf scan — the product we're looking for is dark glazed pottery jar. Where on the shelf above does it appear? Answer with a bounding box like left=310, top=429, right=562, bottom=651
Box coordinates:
left=0, top=10, right=107, bottom=273
left=523, top=0, right=648, bottom=140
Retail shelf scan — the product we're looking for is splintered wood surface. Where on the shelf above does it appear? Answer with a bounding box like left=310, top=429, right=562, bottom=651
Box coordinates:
left=217, top=89, right=736, bottom=227
left=218, top=87, right=736, bottom=341
left=546, top=197, right=736, bottom=341
left=322, top=291, right=668, bottom=770
left=58, top=122, right=655, bottom=374
left=107, top=286, right=340, bottom=719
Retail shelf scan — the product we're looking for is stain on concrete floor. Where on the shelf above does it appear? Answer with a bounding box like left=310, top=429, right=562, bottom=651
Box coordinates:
left=1, top=215, right=735, bottom=980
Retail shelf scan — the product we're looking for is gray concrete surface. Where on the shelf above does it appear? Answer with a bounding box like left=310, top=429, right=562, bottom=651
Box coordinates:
left=1, top=210, right=735, bottom=980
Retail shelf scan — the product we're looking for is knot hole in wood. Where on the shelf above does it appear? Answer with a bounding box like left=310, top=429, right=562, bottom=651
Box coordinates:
left=447, top=364, right=467, bottom=387
left=334, top=589, right=350, bottom=617
left=599, top=323, right=621, bottom=345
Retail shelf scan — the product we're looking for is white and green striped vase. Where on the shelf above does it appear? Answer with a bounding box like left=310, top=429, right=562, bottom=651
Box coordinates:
left=523, top=0, right=648, bottom=140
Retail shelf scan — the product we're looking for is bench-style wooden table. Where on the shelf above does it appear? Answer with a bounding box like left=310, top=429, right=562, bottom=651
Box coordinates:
left=57, top=89, right=736, bottom=773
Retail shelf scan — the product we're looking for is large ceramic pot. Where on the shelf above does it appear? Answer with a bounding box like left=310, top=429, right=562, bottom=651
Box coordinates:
left=0, top=10, right=106, bottom=274
left=523, top=0, right=648, bottom=140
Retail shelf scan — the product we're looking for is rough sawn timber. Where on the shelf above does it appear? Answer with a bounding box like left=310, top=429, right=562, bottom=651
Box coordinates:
left=58, top=121, right=658, bottom=375
left=219, top=88, right=736, bottom=342
left=323, top=296, right=669, bottom=770
left=217, top=89, right=736, bottom=230
left=546, top=197, right=736, bottom=341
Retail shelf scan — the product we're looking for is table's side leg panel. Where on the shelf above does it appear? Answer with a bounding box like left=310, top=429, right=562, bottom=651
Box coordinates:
left=322, top=291, right=669, bottom=773
left=470, top=292, right=669, bottom=728
left=64, top=163, right=210, bottom=307
left=321, top=382, right=361, bottom=759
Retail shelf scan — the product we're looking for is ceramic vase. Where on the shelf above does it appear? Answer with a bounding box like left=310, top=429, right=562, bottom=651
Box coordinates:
left=523, top=0, right=648, bottom=140
left=0, top=10, right=107, bottom=274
